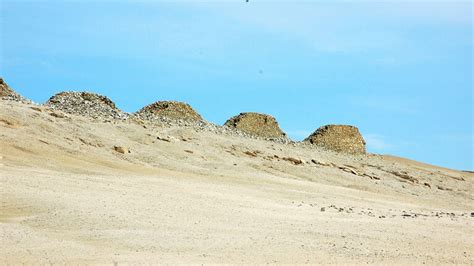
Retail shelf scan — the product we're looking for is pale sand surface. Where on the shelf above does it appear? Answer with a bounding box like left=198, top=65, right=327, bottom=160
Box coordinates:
left=1, top=101, right=473, bottom=264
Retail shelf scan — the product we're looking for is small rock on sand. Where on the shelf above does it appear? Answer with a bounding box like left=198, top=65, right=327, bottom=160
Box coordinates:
left=114, top=146, right=129, bottom=154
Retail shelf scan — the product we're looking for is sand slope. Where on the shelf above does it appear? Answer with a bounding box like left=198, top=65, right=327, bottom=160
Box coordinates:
left=1, top=101, right=472, bottom=264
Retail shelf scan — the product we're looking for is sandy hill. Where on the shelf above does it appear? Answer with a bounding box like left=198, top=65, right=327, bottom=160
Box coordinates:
left=0, top=99, right=472, bottom=264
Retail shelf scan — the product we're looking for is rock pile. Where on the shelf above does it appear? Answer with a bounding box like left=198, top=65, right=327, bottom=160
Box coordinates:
left=46, top=91, right=129, bottom=121
left=224, top=112, right=287, bottom=139
left=135, top=101, right=203, bottom=122
left=305, top=125, right=366, bottom=154
left=0, top=78, right=27, bottom=102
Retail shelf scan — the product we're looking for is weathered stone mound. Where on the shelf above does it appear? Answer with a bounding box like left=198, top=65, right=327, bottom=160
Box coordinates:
left=0, top=78, right=27, bottom=102
left=224, top=112, right=287, bottom=139
left=136, top=101, right=203, bottom=122
left=305, top=125, right=366, bottom=154
left=46, top=91, right=128, bottom=120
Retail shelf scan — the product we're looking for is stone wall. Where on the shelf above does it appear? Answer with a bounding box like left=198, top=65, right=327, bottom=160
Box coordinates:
left=135, top=101, right=203, bottom=122
left=305, top=125, right=366, bottom=154
left=224, top=112, right=287, bottom=139
left=46, top=91, right=128, bottom=120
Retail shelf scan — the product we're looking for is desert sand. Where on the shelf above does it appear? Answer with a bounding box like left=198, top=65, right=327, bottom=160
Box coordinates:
left=1, top=100, right=473, bottom=264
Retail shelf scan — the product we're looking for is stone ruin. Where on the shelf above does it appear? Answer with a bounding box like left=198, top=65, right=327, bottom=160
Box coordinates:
left=305, top=125, right=366, bottom=154
left=135, top=101, right=203, bottom=122
left=0, top=78, right=27, bottom=102
left=2, top=81, right=367, bottom=151
left=46, top=91, right=128, bottom=120
left=224, top=112, right=287, bottom=139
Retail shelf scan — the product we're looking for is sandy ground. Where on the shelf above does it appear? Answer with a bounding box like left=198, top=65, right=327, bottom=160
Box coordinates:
left=1, top=101, right=473, bottom=264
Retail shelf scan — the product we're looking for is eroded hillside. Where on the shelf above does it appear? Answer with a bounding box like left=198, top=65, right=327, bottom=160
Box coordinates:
left=1, top=98, right=473, bottom=264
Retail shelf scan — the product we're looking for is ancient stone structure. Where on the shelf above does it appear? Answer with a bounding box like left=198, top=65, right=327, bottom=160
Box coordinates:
left=224, top=112, right=287, bottom=139
left=135, top=101, right=203, bottom=122
left=305, top=125, right=366, bottom=154
left=0, top=78, right=26, bottom=102
left=46, top=91, right=128, bottom=120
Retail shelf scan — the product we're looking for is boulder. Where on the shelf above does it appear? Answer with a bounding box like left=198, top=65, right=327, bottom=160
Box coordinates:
left=136, top=101, right=203, bottom=122
left=305, top=125, right=366, bottom=154
left=224, top=112, right=286, bottom=139
left=46, top=91, right=128, bottom=120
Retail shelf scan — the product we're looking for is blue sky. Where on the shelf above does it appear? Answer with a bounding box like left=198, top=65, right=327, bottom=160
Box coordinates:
left=1, top=0, right=472, bottom=170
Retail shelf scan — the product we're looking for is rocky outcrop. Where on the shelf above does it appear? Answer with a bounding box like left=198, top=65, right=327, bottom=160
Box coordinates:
left=135, top=101, right=203, bottom=122
left=305, top=125, right=366, bottom=154
left=224, top=112, right=287, bottom=139
left=46, top=91, right=128, bottom=120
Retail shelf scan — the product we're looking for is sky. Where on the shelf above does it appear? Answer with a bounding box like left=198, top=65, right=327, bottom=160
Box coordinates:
left=1, top=0, right=472, bottom=170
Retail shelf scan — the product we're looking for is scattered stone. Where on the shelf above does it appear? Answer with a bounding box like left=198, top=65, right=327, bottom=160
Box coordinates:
left=305, top=125, right=366, bottom=154
left=184, top=150, right=194, bottom=154
left=49, top=111, right=67, bottom=119
left=224, top=112, right=288, bottom=139
left=437, top=185, right=452, bottom=191
left=135, top=101, right=203, bottom=122
left=244, top=150, right=259, bottom=157
left=282, top=157, right=303, bottom=165
left=157, top=136, right=171, bottom=142
left=46, top=91, right=128, bottom=121
left=114, top=146, right=129, bottom=154
left=157, top=135, right=179, bottom=143
left=320, top=207, right=326, bottom=212
left=338, top=165, right=359, bottom=176
left=423, top=182, right=431, bottom=188
left=311, top=159, right=336, bottom=167
left=389, top=170, right=418, bottom=184
left=30, top=106, right=43, bottom=112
